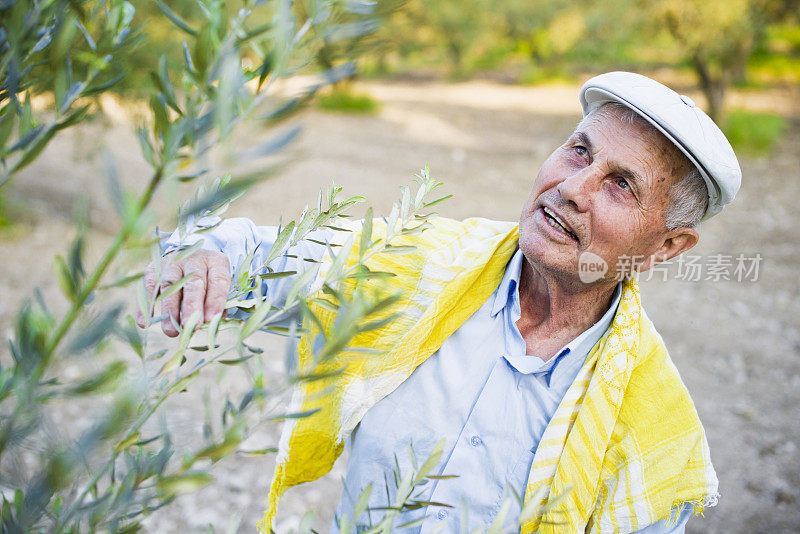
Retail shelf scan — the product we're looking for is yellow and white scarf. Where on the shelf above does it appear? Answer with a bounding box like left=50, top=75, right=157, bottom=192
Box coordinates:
left=258, top=216, right=718, bottom=533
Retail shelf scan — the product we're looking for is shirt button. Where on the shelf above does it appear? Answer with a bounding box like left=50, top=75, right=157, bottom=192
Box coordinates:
left=437, top=509, right=449, bottom=520
left=470, top=435, right=483, bottom=447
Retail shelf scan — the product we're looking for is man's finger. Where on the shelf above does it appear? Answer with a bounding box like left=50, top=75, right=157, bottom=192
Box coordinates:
left=135, top=310, right=145, bottom=328
left=180, top=259, right=208, bottom=327
left=160, top=263, right=183, bottom=337
left=203, top=255, right=231, bottom=323
left=136, top=263, right=158, bottom=328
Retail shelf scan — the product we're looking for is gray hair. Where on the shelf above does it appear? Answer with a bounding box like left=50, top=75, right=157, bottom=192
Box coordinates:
left=582, top=102, right=708, bottom=230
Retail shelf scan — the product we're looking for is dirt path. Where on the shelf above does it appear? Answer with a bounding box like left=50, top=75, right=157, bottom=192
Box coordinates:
left=1, top=79, right=798, bottom=533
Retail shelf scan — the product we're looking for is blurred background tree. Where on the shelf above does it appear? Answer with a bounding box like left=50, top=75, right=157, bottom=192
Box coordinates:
left=644, top=0, right=778, bottom=123
left=412, top=0, right=497, bottom=78
left=352, top=0, right=798, bottom=136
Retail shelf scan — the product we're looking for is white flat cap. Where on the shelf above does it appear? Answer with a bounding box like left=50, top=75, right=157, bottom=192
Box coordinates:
left=579, top=71, right=741, bottom=220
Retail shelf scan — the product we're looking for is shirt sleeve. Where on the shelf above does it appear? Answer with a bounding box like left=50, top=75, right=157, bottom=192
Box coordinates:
left=631, top=503, right=693, bottom=534
left=158, top=214, right=342, bottom=324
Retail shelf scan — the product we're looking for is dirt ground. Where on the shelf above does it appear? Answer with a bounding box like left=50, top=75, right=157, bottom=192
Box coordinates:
left=1, top=78, right=799, bottom=533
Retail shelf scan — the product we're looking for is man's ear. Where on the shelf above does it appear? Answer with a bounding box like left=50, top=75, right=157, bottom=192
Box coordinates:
left=638, top=227, right=699, bottom=272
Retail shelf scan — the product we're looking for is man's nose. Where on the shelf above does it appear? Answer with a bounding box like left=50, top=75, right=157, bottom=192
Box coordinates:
left=556, top=165, right=599, bottom=212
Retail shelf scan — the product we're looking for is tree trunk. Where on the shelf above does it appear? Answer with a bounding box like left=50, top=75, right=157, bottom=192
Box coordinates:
left=691, top=53, right=728, bottom=126
left=375, top=50, right=388, bottom=75
left=447, top=41, right=465, bottom=78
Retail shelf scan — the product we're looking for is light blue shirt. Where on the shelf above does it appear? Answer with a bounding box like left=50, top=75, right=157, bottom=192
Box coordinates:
left=162, top=216, right=693, bottom=533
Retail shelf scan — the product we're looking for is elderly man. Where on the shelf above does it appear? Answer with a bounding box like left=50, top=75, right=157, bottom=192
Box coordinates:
left=141, top=72, right=740, bottom=533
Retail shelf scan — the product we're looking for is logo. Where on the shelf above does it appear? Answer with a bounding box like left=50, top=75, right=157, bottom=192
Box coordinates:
left=578, top=251, right=608, bottom=283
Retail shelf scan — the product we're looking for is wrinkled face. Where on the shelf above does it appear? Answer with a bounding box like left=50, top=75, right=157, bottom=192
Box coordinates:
left=519, top=107, right=691, bottom=288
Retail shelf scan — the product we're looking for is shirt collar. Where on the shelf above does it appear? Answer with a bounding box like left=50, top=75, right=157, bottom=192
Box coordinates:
left=491, top=249, right=525, bottom=318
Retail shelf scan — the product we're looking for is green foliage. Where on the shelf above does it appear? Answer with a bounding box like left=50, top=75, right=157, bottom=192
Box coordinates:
left=748, top=22, right=800, bottom=84
left=0, top=0, right=140, bottom=185
left=723, top=109, right=788, bottom=156
left=0, top=194, right=11, bottom=227
left=518, top=64, right=575, bottom=86
left=417, top=0, right=499, bottom=77
left=0, top=0, right=404, bottom=531
left=292, top=0, right=396, bottom=77
left=749, top=52, right=800, bottom=83
left=317, top=89, right=380, bottom=114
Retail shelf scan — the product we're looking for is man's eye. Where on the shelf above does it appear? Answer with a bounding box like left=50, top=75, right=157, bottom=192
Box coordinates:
left=616, top=177, right=631, bottom=191
left=574, top=145, right=588, bottom=158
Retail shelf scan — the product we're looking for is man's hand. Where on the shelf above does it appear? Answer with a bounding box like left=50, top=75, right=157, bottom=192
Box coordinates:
left=136, top=249, right=231, bottom=337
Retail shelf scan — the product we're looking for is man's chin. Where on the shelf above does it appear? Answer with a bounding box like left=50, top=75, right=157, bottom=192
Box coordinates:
left=518, top=231, right=581, bottom=281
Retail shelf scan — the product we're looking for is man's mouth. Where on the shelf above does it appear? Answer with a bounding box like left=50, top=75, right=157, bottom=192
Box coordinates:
left=541, top=206, right=578, bottom=241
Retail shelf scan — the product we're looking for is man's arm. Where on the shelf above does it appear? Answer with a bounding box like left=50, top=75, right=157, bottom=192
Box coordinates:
left=137, top=215, right=336, bottom=336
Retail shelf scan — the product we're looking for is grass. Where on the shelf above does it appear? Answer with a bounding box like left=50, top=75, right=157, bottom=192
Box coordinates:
left=723, top=109, right=788, bottom=157
left=317, top=89, right=380, bottom=115
left=748, top=54, right=800, bottom=85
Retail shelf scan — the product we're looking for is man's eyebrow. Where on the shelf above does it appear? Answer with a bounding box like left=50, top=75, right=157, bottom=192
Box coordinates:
left=572, top=131, right=594, bottom=153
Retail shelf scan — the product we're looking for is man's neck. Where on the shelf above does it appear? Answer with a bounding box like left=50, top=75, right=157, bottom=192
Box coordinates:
left=516, top=257, right=617, bottom=361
